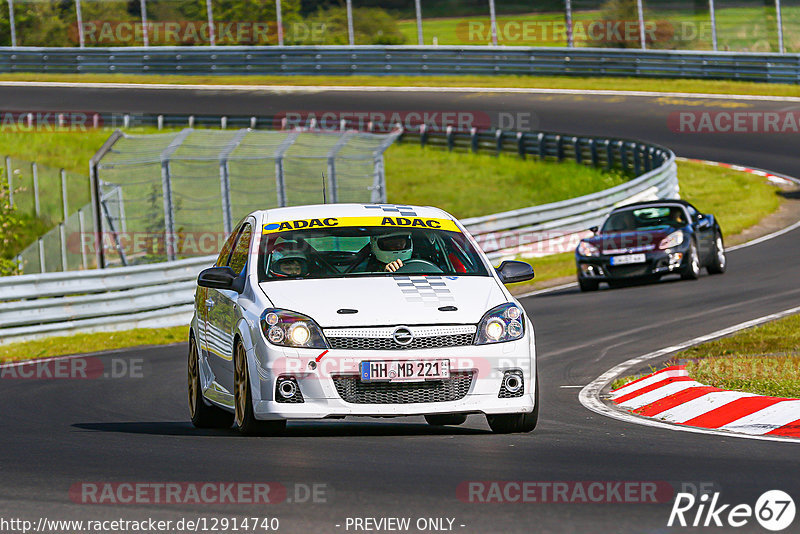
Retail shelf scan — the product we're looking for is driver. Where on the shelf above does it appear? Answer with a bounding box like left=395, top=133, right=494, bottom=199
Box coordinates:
left=367, top=232, right=413, bottom=273
left=269, top=245, right=311, bottom=278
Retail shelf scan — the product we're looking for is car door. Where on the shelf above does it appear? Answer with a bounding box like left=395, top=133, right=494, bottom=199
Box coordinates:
left=689, top=206, right=714, bottom=262
left=206, top=222, right=252, bottom=394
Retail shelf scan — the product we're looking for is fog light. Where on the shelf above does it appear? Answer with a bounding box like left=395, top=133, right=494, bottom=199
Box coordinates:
left=278, top=380, right=297, bottom=399
left=503, top=373, right=523, bottom=393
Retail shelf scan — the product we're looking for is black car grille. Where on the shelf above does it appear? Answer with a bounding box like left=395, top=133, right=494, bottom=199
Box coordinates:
left=327, top=333, right=475, bottom=351
left=608, top=265, right=651, bottom=278
left=332, top=372, right=474, bottom=404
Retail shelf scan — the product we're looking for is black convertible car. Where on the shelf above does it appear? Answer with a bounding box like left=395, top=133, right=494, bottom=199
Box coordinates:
left=575, top=200, right=726, bottom=291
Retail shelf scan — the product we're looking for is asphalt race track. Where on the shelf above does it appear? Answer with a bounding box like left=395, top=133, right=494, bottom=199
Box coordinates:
left=1, top=84, right=799, bottom=533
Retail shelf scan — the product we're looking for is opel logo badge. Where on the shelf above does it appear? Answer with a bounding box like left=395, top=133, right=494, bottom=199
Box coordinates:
left=393, top=327, right=414, bottom=346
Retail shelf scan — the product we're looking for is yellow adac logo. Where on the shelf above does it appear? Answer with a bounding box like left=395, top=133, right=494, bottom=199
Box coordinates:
left=262, top=216, right=459, bottom=234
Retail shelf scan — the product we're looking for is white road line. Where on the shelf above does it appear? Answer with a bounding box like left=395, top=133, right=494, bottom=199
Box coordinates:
left=655, top=391, right=757, bottom=423
left=578, top=304, right=800, bottom=444
left=728, top=219, right=800, bottom=251
left=609, top=368, right=688, bottom=399
left=617, top=381, right=703, bottom=410
left=721, top=400, right=800, bottom=435
left=3, top=80, right=800, bottom=102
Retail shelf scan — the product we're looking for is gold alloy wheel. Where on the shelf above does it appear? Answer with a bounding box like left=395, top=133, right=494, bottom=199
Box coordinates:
left=188, top=339, right=199, bottom=420
left=234, top=343, right=248, bottom=428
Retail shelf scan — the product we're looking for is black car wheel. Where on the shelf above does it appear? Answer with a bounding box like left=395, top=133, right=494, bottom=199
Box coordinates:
left=707, top=232, right=727, bottom=275
left=578, top=278, right=599, bottom=292
left=425, top=414, right=468, bottom=426
left=188, top=336, right=233, bottom=429
left=234, top=342, right=286, bottom=436
left=681, top=240, right=701, bottom=280
left=486, top=374, right=539, bottom=434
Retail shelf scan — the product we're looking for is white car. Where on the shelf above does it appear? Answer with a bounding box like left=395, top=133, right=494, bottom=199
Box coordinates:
left=188, top=203, right=538, bottom=434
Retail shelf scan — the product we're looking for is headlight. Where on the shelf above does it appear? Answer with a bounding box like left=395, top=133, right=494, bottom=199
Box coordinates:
left=260, top=309, right=328, bottom=349
left=658, top=230, right=684, bottom=250
left=578, top=241, right=600, bottom=257
left=475, top=303, right=525, bottom=345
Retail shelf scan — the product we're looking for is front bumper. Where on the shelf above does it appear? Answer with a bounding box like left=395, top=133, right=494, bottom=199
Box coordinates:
left=575, top=244, right=690, bottom=281
left=248, top=332, right=536, bottom=420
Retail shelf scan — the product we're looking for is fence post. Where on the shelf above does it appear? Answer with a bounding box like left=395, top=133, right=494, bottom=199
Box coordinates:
left=276, top=0, right=284, bottom=46
left=78, top=208, right=88, bottom=270
left=446, top=126, right=454, bottom=152
left=776, top=0, right=785, bottom=53
left=537, top=132, right=546, bottom=159
left=219, top=129, right=248, bottom=233
left=326, top=131, right=355, bottom=203
left=589, top=139, right=599, bottom=166
left=59, top=223, right=68, bottom=271
left=470, top=127, right=478, bottom=153
left=555, top=135, right=564, bottom=161
left=346, top=0, right=354, bottom=46
left=605, top=140, right=613, bottom=170
left=274, top=131, right=299, bottom=207
left=636, top=0, right=646, bottom=49
left=4, top=156, right=11, bottom=206
left=75, top=0, right=85, bottom=47
left=708, top=0, right=718, bottom=51
left=633, top=145, right=642, bottom=175
left=206, top=0, right=215, bottom=46
left=488, top=0, right=498, bottom=46
left=517, top=131, right=526, bottom=159
left=495, top=129, right=503, bottom=155
left=6, top=0, right=16, bottom=47
left=573, top=137, right=582, bottom=164
left=38, top=239, right=45, bottom=273
left=414, top=0, right=424, bottom=45
left=420, top=123, right=428, bottom=147
left=564, top=0, right=574, bottom=48
left=61, top=169, right=69, bottom=221
left=619, top=141, right=628, bottom=170
left=140, top=0, right=149, bottom=47
left=32, top=162, right=41, bottom=217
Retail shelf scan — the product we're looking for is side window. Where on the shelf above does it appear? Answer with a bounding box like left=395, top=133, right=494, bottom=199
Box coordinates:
left=687, top=205, right=698, bottom=220
left=216, top=228, right=239, bottom=267
left=229, top=224, right=252, bottom=276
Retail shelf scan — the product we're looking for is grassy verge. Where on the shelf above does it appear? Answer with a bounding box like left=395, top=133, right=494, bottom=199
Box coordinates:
left=613, top=314, right=800, bottom=397
left=0, top=326, right=188, bottom=363
left=3, top=72, right=800, bottom=98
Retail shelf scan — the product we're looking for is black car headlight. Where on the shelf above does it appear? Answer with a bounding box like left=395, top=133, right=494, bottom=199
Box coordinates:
left=475, top=303, right=525, bottom=345
left=260, top=309, right=328, bottom=349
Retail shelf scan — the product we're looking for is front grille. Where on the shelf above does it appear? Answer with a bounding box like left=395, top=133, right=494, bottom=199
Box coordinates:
left=324, top=325, right=477, bottom=351
left=328, top=333, right=475, bottom=351
left=332, top=372, right=474, bottom=404
left=608, top=265, right=651, bottom=278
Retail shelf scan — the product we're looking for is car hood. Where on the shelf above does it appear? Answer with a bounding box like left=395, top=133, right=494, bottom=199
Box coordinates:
left=585, top=228, right=678, bottom=253
left=258, top=275, right=506, bottom=327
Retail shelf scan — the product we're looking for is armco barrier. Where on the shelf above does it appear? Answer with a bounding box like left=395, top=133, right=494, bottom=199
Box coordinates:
left=0, top=117, right=677, bottom=343
left=1, top=45, right=800, bottom=83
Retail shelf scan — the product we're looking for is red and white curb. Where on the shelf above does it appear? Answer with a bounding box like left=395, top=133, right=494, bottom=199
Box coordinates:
left=610, top=366, right=800, bottom=439
left=677, top=157, right=800, bottom=187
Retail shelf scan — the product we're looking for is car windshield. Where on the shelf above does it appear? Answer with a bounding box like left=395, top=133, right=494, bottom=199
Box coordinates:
left=258, top=225, right=490, bottom=281
left=601, top=206, right=687, bottom=233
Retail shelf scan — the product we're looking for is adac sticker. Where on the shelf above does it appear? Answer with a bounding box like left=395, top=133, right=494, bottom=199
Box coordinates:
left=262, top=216, right=460, bottom=234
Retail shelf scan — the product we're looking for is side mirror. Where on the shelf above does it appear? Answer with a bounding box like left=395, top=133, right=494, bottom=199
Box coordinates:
left=589, top=226, right=599, bottom=235
left=496, top=260, right=535, bottom=284
left=198, top=266, right=237, bottom=291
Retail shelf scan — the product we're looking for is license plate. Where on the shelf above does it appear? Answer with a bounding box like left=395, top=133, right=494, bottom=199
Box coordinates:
left=610, top=253, right=646, bottom=265
left=360, top=360, right=450, bottom=382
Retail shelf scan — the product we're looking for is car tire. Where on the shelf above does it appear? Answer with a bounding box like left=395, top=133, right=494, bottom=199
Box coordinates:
left=578, top=278, right=599, bottom=292
left=486, top=373, right=539, bottom=434
left=680, top=240, right=701, bottom=280
left=425, top=414, right=468, bottom=426
left=188, top=336, right=233, bottom=429
left=707, top=231, right=727, bottom=275
left=234, top=342, right=286, bottom=436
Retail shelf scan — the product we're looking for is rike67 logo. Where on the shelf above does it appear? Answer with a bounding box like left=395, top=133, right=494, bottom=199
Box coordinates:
left=668, top=490, right=795, bottom=531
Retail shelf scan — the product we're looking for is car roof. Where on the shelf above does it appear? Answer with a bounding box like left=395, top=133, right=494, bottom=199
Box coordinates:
left=611, top=199, right=697, bottom=213
left=256, top=203, right=453, bottom=224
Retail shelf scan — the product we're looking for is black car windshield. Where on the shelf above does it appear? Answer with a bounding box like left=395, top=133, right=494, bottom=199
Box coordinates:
left=258, top=226, right=490, bottom=281
left=601, top=206, right=687, bottom=233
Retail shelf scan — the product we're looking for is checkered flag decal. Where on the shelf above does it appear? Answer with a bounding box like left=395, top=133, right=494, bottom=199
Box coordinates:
left=364, top=204, right=418, bottom=217
left=394, top=276, right=455, bottom=306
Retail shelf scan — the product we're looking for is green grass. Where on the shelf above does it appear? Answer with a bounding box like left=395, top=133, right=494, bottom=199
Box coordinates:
left=681, top=314, right=800, bottom=398
left=0, top=326, right=188, bottom=363
left=5, top=72, right=800, bottom=98
left=385, top=143, right=629, bottom=219
left=612, top=314, right=800, bottom=398
left=397, top=7, right=800, bottom=52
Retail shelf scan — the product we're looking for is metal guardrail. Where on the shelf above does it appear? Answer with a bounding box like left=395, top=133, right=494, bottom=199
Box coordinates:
left=1, top=45, right=800, bottom=83
left=0, top=116, right=677, bottom=343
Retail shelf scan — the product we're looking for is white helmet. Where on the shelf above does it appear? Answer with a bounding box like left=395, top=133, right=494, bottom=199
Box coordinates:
left=370, top=232, right=412, bottom=264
